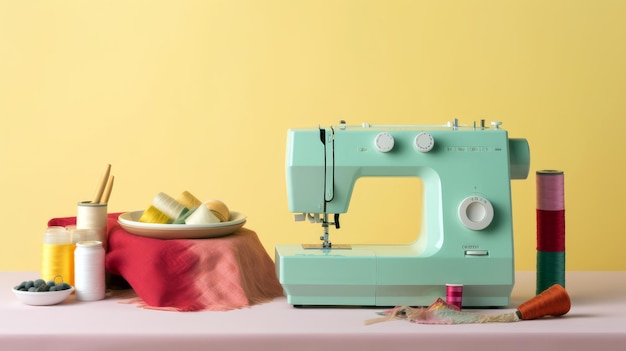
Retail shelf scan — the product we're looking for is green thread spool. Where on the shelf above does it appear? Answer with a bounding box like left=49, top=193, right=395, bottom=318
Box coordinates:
left=536, top=251, right=566, bottom=295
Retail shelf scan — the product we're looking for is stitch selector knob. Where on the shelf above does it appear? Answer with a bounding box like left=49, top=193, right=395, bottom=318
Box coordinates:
left=414, top=132, right=434, bottom=152
left=374, top=132, right=395, bottom=152
left=458, top=196, right=494, bottom=230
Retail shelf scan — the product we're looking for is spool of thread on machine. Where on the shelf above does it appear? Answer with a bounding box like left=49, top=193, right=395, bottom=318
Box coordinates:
left=536, top=170, right=566, bottom=294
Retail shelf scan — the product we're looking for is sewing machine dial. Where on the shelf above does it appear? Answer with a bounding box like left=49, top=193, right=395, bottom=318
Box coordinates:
left=458, top=196, right=494, bottom=230
left=414, top=132, right=434, bottom=152
left=374, top=132, right=395, bottom=152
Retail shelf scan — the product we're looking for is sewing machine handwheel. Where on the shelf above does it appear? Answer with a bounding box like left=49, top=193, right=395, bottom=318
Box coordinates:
left=458, top=196, right=494, bottom=230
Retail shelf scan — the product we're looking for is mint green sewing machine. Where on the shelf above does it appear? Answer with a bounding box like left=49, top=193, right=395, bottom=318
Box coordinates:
left=275, top=120, right=530, bottom=307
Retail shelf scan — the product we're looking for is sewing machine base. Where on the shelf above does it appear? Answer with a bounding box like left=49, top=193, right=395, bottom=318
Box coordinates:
left=275, top=244, right=514, bottom=307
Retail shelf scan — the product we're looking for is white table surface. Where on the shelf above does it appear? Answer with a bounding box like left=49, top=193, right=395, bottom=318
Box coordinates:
left=1, top=271, right=625, bottom=351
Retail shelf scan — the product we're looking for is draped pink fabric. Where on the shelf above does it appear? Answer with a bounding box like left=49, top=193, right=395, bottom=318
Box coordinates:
left=49, top=214, right=284, bottom=311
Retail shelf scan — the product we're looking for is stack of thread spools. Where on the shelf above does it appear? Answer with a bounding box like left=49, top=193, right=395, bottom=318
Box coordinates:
left=536, top=170, right=566, bottom=294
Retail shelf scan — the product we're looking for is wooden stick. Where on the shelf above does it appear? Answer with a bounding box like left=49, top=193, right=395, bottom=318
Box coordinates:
left=100, top=175, right=115, bottom=204
left=92, top=164, right=111, bottom=203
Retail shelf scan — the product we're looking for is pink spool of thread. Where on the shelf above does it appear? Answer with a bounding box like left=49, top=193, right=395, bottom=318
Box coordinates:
left=446, top=284, right=463, bottom=309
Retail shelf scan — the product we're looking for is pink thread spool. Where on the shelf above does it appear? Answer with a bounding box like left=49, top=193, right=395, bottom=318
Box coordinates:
left=446, top=284, right=463, bottom=309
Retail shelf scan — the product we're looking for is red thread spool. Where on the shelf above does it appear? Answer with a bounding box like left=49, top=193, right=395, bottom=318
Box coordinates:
left=536, top=209, right=566, bottom=251
left=446, top=284, right=463, bottom=310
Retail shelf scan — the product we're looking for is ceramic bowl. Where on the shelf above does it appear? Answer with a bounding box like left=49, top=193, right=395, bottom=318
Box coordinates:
left=118, top=210, right=246, bottom=239
left=12, top=286, right=74, bottom=306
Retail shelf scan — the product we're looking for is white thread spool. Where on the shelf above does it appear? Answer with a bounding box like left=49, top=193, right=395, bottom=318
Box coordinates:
left=76, top=201, right=108, bottom=250
left=185, top=205, right=221, bottom=224
left=74, top=241, right=105, bottom=301
left=151, top=192, right=188, bottom=221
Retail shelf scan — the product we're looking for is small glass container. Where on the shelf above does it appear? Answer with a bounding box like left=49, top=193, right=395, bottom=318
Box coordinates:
left=41, top=227, right=74, bottom=285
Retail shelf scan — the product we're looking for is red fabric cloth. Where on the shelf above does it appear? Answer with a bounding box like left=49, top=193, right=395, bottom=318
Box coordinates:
left=48, top=214, right=284, bottom=312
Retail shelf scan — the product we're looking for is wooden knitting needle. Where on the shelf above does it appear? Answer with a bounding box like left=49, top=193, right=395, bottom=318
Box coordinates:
left=100, top=175, right=115, bottom=204
left=92, top=164, right=111, bottom=204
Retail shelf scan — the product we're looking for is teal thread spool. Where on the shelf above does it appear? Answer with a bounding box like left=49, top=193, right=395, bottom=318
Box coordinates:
left=536, top=251, right=566, bottom=294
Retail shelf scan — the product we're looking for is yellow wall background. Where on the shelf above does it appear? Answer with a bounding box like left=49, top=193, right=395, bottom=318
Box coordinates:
left=1, top=0, right=624, bottom=272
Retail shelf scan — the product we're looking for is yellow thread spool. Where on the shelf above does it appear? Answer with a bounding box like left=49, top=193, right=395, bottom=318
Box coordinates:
left=138, top=205, right=171, bottom=224
left=171, top=191, right=201, bottom=224
left=41, top=227, right=75, bottom=285
left=204, top=199, right=230, bottom=222
left=177, top=191, right=202, bottom=210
